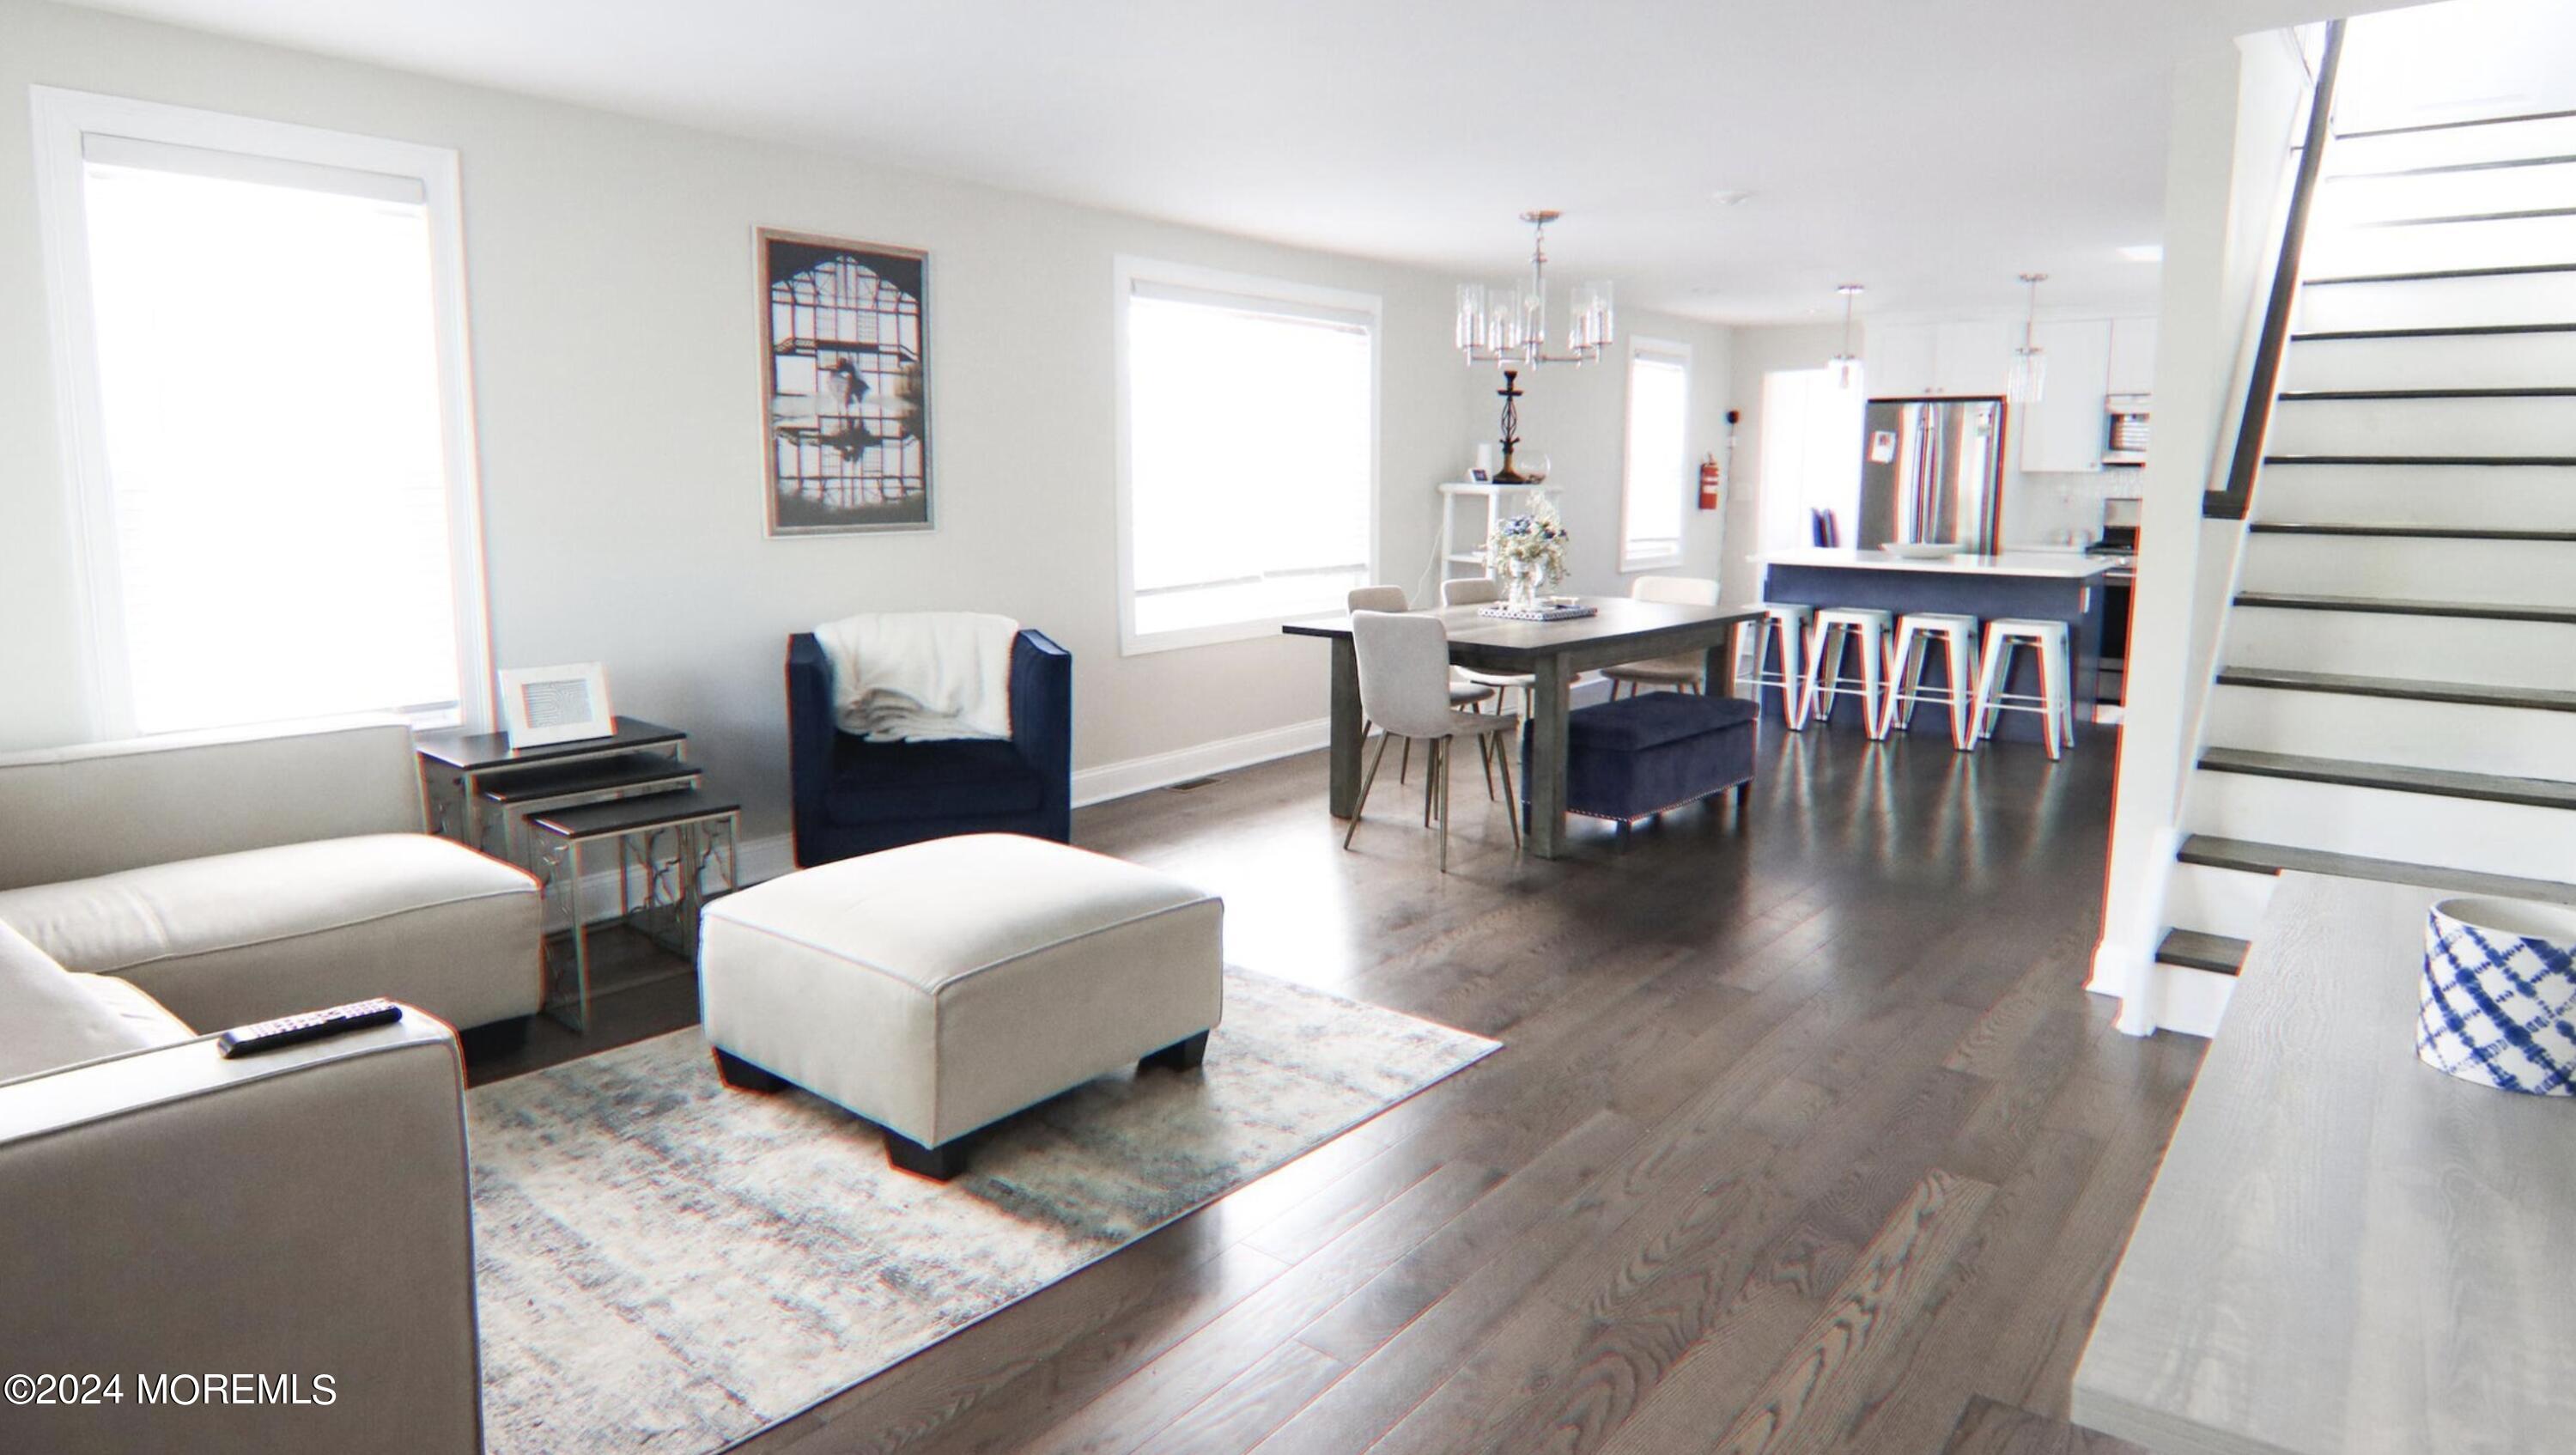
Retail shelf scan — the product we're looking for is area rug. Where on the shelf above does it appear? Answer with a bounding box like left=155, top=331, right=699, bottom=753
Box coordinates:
left=465, top=969, right=1498, bottom=1454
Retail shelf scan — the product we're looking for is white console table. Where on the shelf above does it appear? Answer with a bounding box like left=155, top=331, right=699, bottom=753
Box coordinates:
left=2074, top=873, right=2576, bottom=1453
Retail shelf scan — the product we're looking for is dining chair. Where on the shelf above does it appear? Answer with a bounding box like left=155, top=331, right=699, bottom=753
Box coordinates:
left=1601, top=575, right=1722, bottom=699
left=1438, top=576, right=1539, bottom=721
left=1348, top=585, right=1493, bottom=789
left=1343, top=612, right=1521, bottom=871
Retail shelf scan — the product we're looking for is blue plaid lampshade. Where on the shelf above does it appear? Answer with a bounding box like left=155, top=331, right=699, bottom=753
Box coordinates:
left=2418, top=898, right=2576, bottom=1096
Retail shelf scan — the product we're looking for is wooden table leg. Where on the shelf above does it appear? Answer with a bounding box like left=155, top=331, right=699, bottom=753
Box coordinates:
left=1705, top=626, right=1741, bottom=698
left=1328, top=636, right=1364, bottom=819
left=1525, top=654, right=1571, bottom=858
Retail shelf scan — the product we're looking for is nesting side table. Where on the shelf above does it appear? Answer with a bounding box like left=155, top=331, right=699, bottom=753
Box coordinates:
left=525, top=787, right=742, bottom=1032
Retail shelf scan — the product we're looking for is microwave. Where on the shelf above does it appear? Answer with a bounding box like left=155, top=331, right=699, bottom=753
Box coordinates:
left=2104, top=393, right=2151, bottom=466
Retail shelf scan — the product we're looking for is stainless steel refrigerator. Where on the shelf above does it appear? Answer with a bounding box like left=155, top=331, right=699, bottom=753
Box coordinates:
left=1857, top=398, right=2006, bottom=553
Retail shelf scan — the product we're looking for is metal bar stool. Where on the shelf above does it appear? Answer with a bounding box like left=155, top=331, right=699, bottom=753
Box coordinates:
left=1802, top=606, right=1894, bottom=740
left=1881, top=612, right=1982, bottom=749
left=1735, top=601, right=1814, bottom=729
left=1971, top=617, right=2075, bottom=759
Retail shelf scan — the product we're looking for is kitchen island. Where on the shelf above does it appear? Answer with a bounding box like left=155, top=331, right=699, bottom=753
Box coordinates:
left=1758, top=548, right=2117, bottom=744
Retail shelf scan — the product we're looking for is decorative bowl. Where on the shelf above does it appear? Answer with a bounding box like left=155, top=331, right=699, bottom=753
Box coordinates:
left=2419, top=896, right=2576, bottom=1095
left=1882, top=542, right=1963, bottom=559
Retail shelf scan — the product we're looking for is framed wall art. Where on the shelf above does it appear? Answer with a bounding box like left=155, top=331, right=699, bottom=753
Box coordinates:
left=756, top=228, right=932, bottom=536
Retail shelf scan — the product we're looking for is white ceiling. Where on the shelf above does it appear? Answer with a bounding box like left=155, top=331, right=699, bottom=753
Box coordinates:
left=60, top=0, right=2408, bottom=324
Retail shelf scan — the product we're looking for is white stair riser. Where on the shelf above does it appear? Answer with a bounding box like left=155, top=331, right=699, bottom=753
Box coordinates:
left=2184, top=770, right=2576, bottom=880
left=2238, top=532, right=2576, bottom=607
left=2297, top=269, right=2576, bottom=331
left=2166, top=861, right=2279, bottom=941
left=2253, top=462, right=2576, bottom=529
left=2150, top=963, right=2236, bottom=1039
left=2223, top=606, right=2576, bottom=690
left=2330, top=115, right=2576, bottom=175
left=2281, top=330, right=2576, bottom=391
left=2267, top=397, right=2576, bottom=456
left=2315, top=159, right=2576, bottom=228
left=2208, top=683, right=2576, bottom=778
left=2304, top=212, right=2576, bottom=278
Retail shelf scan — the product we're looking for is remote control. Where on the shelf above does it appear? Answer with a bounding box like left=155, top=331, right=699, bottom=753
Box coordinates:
left=216, top=999, right=403, bottom=1057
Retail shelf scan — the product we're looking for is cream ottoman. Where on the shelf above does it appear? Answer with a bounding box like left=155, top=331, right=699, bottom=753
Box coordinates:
left=698, top=832, right=1224, bottom=1179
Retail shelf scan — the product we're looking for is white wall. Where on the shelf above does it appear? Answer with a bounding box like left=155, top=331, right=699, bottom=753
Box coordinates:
left=0, top=0, right=1729, bottom=839
left=2091, top=27, right=2314, bottom=1032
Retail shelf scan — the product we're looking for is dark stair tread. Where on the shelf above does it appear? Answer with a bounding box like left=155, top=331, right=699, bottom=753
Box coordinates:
left=2304, top=261, right=2576, bottom=285
left=2330, top=155, right=2576, bottom=180
left=2233, top=591, right=2576, bottom=624
left=2197, top=746, right=2576, bottom=811
left=2291, top=321, right=2576, bottom=339
left=2356, top=204, right=2576, bottom=228
left=2177, top=833, right=2576, bottom=905
left=2275, top=387, right=2576, bottom=400
left=2216, top=666, right=2576, bottom=712
left=2336, top=107, right=2576, bottom=140
left=2155, top=928, right=2250, bottom=977
left=2262, top=454, right=2576, bottom=467
left=2247, top=521, right=2576, bottom=540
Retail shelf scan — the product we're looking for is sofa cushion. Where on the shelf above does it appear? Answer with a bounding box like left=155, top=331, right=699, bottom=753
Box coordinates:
left=0, top=834, right=543, bottom=1033
left=820, top=735, right=1047, bottom=824
left=0, top=920, right=190, bottom=1084
left=1566, top=691, right=1760, bottom=752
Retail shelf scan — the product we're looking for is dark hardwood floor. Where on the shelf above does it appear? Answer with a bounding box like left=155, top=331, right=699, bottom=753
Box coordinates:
left=471, top=722, right=2199, bottom=1455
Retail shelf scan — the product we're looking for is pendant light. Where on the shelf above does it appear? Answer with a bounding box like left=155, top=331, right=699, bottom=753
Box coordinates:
left=2006, top=271, right=2048, bottom=404
left=1826, top=283, right=1865, bottom=391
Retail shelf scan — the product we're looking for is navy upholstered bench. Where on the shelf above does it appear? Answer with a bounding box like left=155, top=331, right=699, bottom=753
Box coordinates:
left=1527, top=691, right=1759, bottom=827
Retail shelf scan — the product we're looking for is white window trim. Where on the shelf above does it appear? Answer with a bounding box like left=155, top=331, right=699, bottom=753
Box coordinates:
left=1619, top=335, right=1692, bottom=574
left=1111, top=255, right=1382, bottom=655
left=28, top=86, right=496, bottom=735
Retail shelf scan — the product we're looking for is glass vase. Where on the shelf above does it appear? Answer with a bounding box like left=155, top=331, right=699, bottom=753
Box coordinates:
left=1504, top=559, right=1541, bottom=614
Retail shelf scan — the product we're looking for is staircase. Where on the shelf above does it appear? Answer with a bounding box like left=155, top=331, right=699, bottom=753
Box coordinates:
left=2155, top=105, right=2576, bottom=1024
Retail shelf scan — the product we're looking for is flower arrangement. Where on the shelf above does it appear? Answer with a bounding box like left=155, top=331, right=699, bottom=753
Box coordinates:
left=1485, top=497, right=1570, bottom=612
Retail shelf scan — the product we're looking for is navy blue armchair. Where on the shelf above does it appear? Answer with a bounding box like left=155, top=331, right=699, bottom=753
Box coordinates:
left=787, top=629, right=1072, bottom=866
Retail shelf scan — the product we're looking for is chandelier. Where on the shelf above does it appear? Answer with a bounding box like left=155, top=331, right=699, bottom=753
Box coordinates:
left=1455, top=210, right=1614, bottom=368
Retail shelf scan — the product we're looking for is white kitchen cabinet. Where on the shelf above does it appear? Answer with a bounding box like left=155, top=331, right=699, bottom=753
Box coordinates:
left=2018, top=318, right=2115, bottom=472
left=1932, top=318, right=2014, bottom=396
left=1867, top=322, right=1938, bottom=396
left=2108, top=315, right=2159, bottom=393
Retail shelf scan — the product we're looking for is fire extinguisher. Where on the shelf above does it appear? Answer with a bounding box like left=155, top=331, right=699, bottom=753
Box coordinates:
left=1698, top=454, right=1722, bottom=511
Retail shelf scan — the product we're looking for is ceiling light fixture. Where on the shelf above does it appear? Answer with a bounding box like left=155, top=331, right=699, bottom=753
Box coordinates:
left=1827, top=283, right=1865, bottom=392
left=1708, top=189, right=1755, bottom=206
left=2006, top=271, right=2048, bottom=405
left=1455, top=210, right=1614, bottom=368
left=2117, top=243, right=2163, bottom=262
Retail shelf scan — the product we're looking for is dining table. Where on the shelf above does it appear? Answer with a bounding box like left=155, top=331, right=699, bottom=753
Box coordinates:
left=1284, top=596, right=1764, bottom=859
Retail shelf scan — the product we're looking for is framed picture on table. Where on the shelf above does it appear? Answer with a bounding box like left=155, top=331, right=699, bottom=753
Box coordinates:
left=497, top=663, right=614, bottom=749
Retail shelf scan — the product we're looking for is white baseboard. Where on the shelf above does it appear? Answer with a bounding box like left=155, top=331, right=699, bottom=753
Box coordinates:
left=1072, top=716, right=1331, bottom=807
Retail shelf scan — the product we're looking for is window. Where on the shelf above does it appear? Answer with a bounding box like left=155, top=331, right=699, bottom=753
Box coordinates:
left=33, top=89, right=489, bottom=736
left=1115, top=259, right=1378, bottom=652
left=1758, top=368, right=1865, bottom=551
left=1619, top=340, right=1692, bottom=570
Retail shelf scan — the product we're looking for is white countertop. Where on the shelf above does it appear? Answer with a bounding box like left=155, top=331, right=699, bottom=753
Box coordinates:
left=1759, top=547, right=2118, bottom=580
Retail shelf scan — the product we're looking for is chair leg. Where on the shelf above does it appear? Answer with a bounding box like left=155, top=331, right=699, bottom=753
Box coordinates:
left=1399, top=735, right=1411, bottom=784
left=1437, top=738, right=1452, bottom=874
left=1479, top=728, right=1498, bottom=801
left=1343, top=735, right=1392, bottom=849
left=1860, top=627, right=1886, bottom=740
left=1494, top=731, right=1522, bottom=851
left=2039, top=635, right=2066, bottom=761
left=1971, top=628, right=2008, bottom=742
left=1801, top=623, right=1833, bottom=726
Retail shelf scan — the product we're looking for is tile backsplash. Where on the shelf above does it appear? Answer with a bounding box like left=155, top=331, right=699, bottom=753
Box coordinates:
left=2009, top=469, right=2145, bottom=547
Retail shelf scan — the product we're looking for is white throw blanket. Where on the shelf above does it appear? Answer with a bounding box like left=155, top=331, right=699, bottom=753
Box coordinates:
left=813, top=612, right=1018, bottom=742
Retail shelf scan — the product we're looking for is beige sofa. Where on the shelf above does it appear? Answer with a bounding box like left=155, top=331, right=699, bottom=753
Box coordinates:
left=0, top=717, right=543, bottom=1034
left=0, top=918, right=484, bottom=1453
